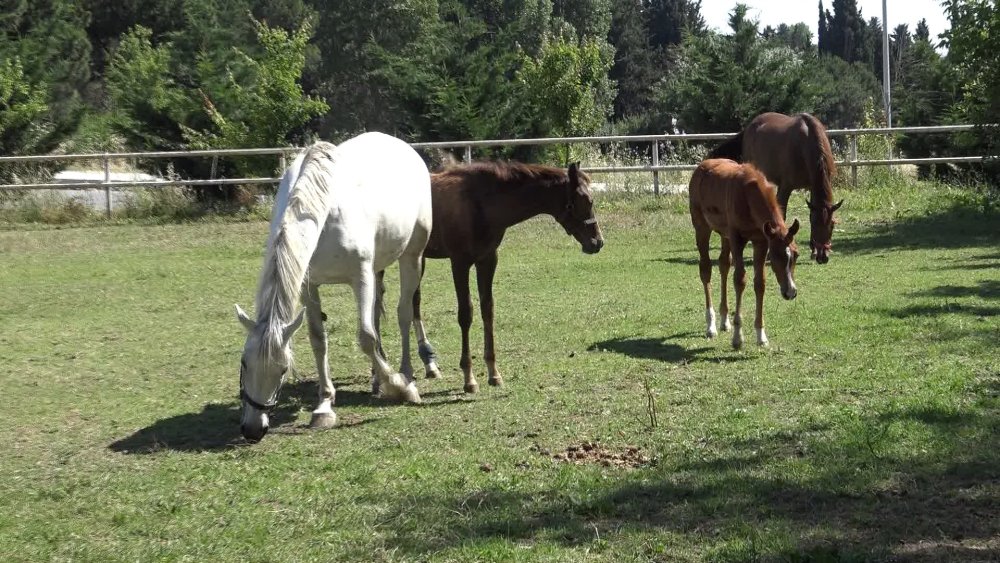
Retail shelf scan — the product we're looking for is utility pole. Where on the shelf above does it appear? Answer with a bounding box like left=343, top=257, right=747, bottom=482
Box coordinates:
left=882, top=0, right=892, bottom=128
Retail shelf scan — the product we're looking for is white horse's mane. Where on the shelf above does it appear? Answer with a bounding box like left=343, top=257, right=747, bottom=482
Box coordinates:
left=254, top=141, right=338, bottom=356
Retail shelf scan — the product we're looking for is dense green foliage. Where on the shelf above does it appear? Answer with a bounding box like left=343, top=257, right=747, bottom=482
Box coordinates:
left=0, top=0, right=997, bottom=182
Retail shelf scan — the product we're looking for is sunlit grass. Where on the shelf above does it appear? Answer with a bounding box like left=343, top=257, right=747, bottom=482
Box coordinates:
left=0, top=179, right=996, bottom=562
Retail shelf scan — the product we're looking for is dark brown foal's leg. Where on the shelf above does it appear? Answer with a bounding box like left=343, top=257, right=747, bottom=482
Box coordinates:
left=451, top=259, right=478, bottom=393
left=475, top=251, right=502, bottom=386
left=752, top=241, right=769, bottom=346
left=730, top=236, right=748, bottom=350
left=412, top=257, right=442, bottom=379
left=695, top=222, right=717, bottom=338
left=718, top=237, right=733, bottom=332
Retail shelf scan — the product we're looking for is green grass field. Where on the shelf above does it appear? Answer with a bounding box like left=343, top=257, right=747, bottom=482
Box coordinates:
left=1, top=179, right=997, bottom=562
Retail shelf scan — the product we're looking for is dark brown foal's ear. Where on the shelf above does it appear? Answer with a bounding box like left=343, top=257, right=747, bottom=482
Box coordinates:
left=806, top=198, right=815, bottom=211
left=832, top=199, right=844, bottom=212
left=568, top=161, right=581, bottom=187
left=787, top=218, right=801, bottom=239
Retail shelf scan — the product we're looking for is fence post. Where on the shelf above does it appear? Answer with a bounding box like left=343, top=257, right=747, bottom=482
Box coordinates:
left=652, top=140, right=660, bottom=196
left=103, top=154, right=112, bottom=218
left=850, top=134, right=858, bottom=188
left=464, top=145, right=472, bottom=163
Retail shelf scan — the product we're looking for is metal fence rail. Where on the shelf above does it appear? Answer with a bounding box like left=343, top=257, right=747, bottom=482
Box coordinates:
left=1, top=124, right=992, bottom=216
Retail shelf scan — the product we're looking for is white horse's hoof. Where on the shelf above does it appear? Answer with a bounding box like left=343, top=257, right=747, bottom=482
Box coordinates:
left=381, top=374, right=422, bottom=403
left=309, top=411, right=338, bottom=429
left=425, top=362, right=442, bottom=379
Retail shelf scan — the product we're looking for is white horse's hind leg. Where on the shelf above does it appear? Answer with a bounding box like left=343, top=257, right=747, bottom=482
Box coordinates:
left=371, top=270, right=389, bottom=396
left=303, top=284, right=337, bottom=428
left=354, top=267, right=421, bottom=404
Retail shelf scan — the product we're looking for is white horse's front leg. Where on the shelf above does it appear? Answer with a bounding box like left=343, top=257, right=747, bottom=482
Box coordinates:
left=303, top=284, right=337, bottom=428
left=354, top=267, right=421, bottom=404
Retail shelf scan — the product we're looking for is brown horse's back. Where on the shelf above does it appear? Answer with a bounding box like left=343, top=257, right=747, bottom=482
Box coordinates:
left=741, top=113, right=835, bottom=193
left=689, top=159, right=783, bottom=242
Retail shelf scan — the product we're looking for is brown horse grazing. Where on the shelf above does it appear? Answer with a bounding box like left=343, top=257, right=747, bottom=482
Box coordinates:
left=689, top=159, right=801, bottom=350
left=709, top=112, right=841, bottom=264
left=375, top=161, right=604, bottom=394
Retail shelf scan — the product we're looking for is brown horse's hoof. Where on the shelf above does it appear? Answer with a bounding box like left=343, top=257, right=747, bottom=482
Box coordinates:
left=309, top=411, right=338, bottom=429
left=488, top=377, right=503, bottom=387
left=464, top=382, right=480, bottom=394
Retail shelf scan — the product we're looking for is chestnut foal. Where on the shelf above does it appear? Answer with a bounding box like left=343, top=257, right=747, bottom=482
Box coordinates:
left=689, top=159, right=801, bottom=349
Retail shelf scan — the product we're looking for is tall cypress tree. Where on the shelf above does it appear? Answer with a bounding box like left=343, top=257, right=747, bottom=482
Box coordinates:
left=609, top=0, right=657, bottom=118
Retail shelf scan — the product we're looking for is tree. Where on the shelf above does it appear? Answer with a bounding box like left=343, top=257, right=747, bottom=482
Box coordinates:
left=608, top=0, right=658, bottom=118
left=646, top=0, right=706, bottom=50
left=764, top=23, right=813, bottom=52
left=942, top=0, right=1000, bottom=181
left=0, top=57, right=50, bottom=161
left=183, top=20, right=329, bottom=174
left=0, top=0, right=91, bottom=153
left=659, top=5, right=810, bottom=132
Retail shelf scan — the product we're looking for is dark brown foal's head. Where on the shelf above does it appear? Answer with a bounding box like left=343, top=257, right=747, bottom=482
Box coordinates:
left=555, top=162, right=604, bottom=254
left=806, top=198, right=843, bottom=264
left=763, top=218, right=801, bottom=300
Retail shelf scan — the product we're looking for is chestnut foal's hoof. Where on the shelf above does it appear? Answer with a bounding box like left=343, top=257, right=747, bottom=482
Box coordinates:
left=488, top=377, right=504, bottom=387
left=464, top=381, right=480, bottom=394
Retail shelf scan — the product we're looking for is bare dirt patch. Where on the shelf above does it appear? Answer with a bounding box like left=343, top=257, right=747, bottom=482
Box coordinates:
left=533, top=441, right=654, bottom=469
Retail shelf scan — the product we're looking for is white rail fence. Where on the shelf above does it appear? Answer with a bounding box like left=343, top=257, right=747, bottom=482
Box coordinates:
left=0, top=124, right=992, bottom=217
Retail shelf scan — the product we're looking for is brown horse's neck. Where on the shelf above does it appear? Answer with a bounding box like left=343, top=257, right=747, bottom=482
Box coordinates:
left=482, top=168, right=568, bottom=229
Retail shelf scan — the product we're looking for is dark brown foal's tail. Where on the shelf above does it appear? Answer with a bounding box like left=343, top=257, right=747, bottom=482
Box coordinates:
left=801, top=113, right=836, bottom=202
left=707, top=130, right=744, bottom=162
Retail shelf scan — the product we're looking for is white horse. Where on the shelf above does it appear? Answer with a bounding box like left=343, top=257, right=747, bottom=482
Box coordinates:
left=235, top=132, right=432, bottom=442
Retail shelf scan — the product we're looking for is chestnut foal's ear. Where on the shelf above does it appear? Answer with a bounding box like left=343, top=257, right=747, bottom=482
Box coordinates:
left=787, top=218, right=801, bottom=239
left=832, top=199, right=844, bottom=212
left=762, top=220, right=780, bottom=240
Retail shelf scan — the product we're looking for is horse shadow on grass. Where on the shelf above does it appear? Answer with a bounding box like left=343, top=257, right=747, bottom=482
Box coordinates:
left=373, top=398, right=1000, bottom=561
left=109, top=376, right=455, bottom=454
left=836, top=200, right=1000, bottom=256
left=587, top=333, right=752, bottom=364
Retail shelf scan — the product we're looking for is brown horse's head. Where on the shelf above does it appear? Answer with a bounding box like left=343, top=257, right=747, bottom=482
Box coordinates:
left=806, top=198, right=843, bottom=264
left=556, top=162, right=604, bottom=254
left=763, top=218, right=801, bottom=300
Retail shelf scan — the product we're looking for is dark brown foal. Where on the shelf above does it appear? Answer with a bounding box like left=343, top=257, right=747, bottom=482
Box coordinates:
left=378, top=161, right=604, bottom=394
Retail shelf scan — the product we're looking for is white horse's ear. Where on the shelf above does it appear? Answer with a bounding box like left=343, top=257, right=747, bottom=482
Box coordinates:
left=235, top=304, right=255, bottom=332
left=282, top=310, right=305, bottom=343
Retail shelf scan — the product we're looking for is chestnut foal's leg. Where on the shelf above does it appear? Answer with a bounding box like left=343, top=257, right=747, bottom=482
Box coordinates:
left=718, top=237, right=733, bottom=332
left=752, top=241, right=769, bottom=346
left=476, top=251, right=503, bottom=387
left=695, top=222, right=718, bottom=338
left=451, top=259, right=479, bottom=393
left=730, top=235, right=748, bottom=350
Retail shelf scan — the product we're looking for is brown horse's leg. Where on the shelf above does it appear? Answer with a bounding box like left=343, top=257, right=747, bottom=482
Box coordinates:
left=695, top=221, right=717, bottom=338
left=777, top=185, right=793, bottom=219
left=412, top=257, right=442, bottom=379
left=730, top=236, right=748, bottom=350
left=718, top=237, right=733, bottom=332
left=475, top=251, right=502, bottom=387
left=752, top=241, right=769, bottom=347
left=451, top=259, right=478, bottom=393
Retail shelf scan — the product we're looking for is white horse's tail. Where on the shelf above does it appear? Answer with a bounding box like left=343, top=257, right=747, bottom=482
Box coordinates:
left=255, top=142, right=339, bottom=327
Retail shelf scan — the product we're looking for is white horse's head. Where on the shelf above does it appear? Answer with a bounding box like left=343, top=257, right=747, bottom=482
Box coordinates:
left=235, top=304, right=304, bottom=441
